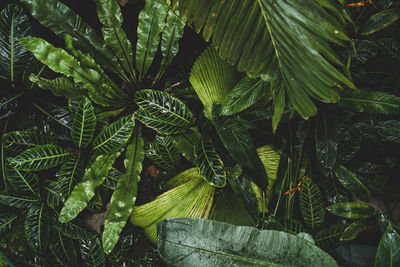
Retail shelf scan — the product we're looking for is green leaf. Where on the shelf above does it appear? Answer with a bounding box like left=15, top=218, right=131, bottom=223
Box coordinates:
left=103, top=167, right=122, bottom=191
left=0, top=213, right=18, bottom=238
left=157, top=218, right=338, bottom=266
left=314, top=223, right=346, bottom=249
left=327, top=202, right=375, bottom=219
left=80, top=238, right=106, bottom=267
left=272, top=87, right=285, bottom=133
left=19, top=0, right=117, bottom=74
left=0, top=4, right=33, bottom=82
left=315, top=114, right=337, bottom=175
left=0, top=192, right=39, bottom=208
left=375, top=225, right=400, bottom=267
left=71, top=97, right=96, bottom=148
left=220, top=77, right=272, bottom=116
left=189, top=46, right=238, bottom=118
left=9, top=144, right=70, bottom=171
left=339, top=89, right=400, bottom=115
left=2, top=130, right=52, bottom=152
left=194, top=137, right=226, bottom=187
left=58, top=155, right=85, bottom=200
left=136, top=0, right=169, bottom=80
left=53, top=217, right=97, bottom=240
left=341, top=218, right=374, bottom=241
left=131, top=168, right=215, bottom=243
left=300, top=176, right=325, bottom=229
left=361, top=9, right=400, bottom=35
left=281, top=219, right=305, bottom=235
left=103, top=131, right=145, bottom=254
left=49, top=230, right=78, bottom=266
left=135, top=89, right=193, bottom=134
left=44, top=180, right=61, bottom=210
left=29, top=74, right=85, bottom=98
left=25, top=203, right=50, bottom=253
left=6, top=165, right=39, bottom=197
left=59, top=151, right=120, bottom=223
left=92, top=115, right=135, bottom=155
left=95, top=0, right=133, bottom=77
left=213, top=104, right=268, bottom=190
left=145, top=134, right=180, bottom=171
left=334, top=164, right=371, bottom=202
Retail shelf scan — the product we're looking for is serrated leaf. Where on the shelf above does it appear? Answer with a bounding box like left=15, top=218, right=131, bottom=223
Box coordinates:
left=103, top=131, right=144, bottom=254
left=135, top=89, right=193, bottom=134
left=5, top=165, right=39, bottom=197
left=58, top=155, right=85, bottom=201
left=9, top=144, right=70, bottom=171
left=361, top=8, right=400, bottom=35
left=136, top=0, right=169, bottom=80
left=71, top=97, right=96, bottom=148
left=25, top=203, right=50, bottom=253
left=315, top=223, right=346, bottom=249
left=80, top=238, right=106, bottom=267
left=92, top=115, right=135, bottom=155
left=327, top=202, right=375, bottom=219
left=145, top=134, right=179, bottom=171
left=375, top=225, right=400, bottom=267
left=59, top=152, right=120, bottom=223
left=0, top=192, right=39, bottom=208
left=49, top=230, right=78, bottom=266
left=29, top=74, right=85, bottom=98
left=300, top=177, right=325, bottom=229
left=0, top=213, right=18, bottom=238
left=194, top=137, right=226, bottom=187
left=334, top=164, right=371, bottom=202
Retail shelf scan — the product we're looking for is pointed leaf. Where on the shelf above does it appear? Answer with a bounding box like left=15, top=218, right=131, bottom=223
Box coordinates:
left=135, top=89, right=193, bottom=134
left=157, top=218, right=338, bottom=266
left=92, top=115, right=135, bottom=155
left=281, top=219, right=305, bottom=235
left=327, top=202, right=375, bottom=219
left=53, top=217, right=97, bottom=240
left=9, top=144, right=70, bottom=171
left=0, top=213, right=18, bottom=238
left=145, top=134, right=179, bottom=171
left=0, top=192, right=39, bottom=208
left=272, top=87, right=285, bottom=133
left=80, top=238, right=106, bottom=267
left=315, top=114, right=337, bottom=175
left=6, top=165, right=39, bottom=197
left=103, top=132, right=145, bottom=254
left=49, top=230, right=78, bottom=266
left=361, top=9, right=400, bottom=35
left=315, top=223, right=346, bottom=249
left=58, top=155, right=85, bottom=200
left=29, top=74, right=85, bottom=98
left=341, top=218, right=375, bottom=241
left=194, top=137, right=226, bottom=187
left=300, top=177, right=325, bottom=229
left=71, top=97, right=96, bottom=148
left=25, top=203, right=50, bottom=253
left=59, top=152, right=120, bottom=223
left=334, top=164, right=371, bottom=202
left=2, top=130, right=52, bottom=152
left=44, top=180, right=62, bottom=210
left=375, top=225, right=400, bottom=267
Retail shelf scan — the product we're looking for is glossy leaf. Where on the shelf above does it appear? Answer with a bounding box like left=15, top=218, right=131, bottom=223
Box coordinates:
left=92, top=115, right=135, bottom=155
left=341, top=218, right=374, bottom=241
left=272, top=87, right=285, bottom=133
left=49, top=230, right=78, bottom=266
left=53, top=217, right=97, bottom=240
left=157, top=218, right=338, bottom=266
left=221, top=77, right=272, bottom=116
left=80, top=238, right=106, bottom=267
left=103, top=167, right=122, bottom=191
left=145, top=134, right=180, bottom=171
left=0, top=93, right=24, bottom=119
left=375, top=225, right=400, bottom=267
left=59, top=152, right=120, bottom=223
left=29, top=74, right=85, bottom=98
left=334, top=164, right=371, bottom=202
left=339, top=89, right=400, bottom=115
left=194, top=137, right=226, bottom=187
left=6, top=165, right=39, bottom=197
left=0, top=192, right=39, bottom=208
left=173, top=129, right=201, bottom=164
left=361, top=9, right=400, bottom=35
left=327, top=202, right=375, bottom=219
left=300, top=177, right=325, bottom=229
left=103, top=132, right=145, bottom=254
left=0, top=213, right=18, bottom=238
left=135, top=89, right=193, bottom=134
left=71, top=97, right=96, bottom=148
left=25, top=203, right=50, bottom=253
left=58, top=155, right=85, bottom=200
left=0, top=4, right=33, bottom=82
left=44, top=180, right=61, bottom=210
left=281, top=219, right=305, bottom=235
left=213, top=104, right=268, bottom=190
left=315, top=223, right=346, bottom=249
left=315, top=114, right=337, bottom=175
left=136, top=0, right=168, bottom=80
left=9, top=144, right=70, bottom=171
left=2, top=130, right=51, bottom=152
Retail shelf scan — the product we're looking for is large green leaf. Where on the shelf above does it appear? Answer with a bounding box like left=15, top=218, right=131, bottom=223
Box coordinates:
left=9, top=144, right=70, bottom=171
left=58, top=155, right=85, bottom=200
left=157, top=218, right=338, bottom=266
left=135, top=89, right=193, bottom=134
left=375, top=225, right=400, bottom=267
left=5, top=165, right=39, bottom=197
left=2, top=130, right=52, bottom=152
left=19, top=0, right=117, bottom=74
left=131, top=168, right=215, bottom=243
left=300, top=176, right=325, bottom=229
left=361, top=9, right=400, bottom=35
left=103, top=131, right=144, bottom=254
left=95, top=0, right=133, bottom=77
left=145, top=134, right=180, bottom=171
left=339, top=89, right=400, bottom=115
left=92, top=115, right=135, bottom=155
left=0, top=213, right=18, bottom=238
left=136, top=0, right=169, bottom=80
left=189, top=46, right=238, bottom=118
left=49, top=230, right=79, bottom=266
left=174, top=0, right=354, bottom=118
left=0, top=4, right=33, bottom=82
left=0, top=192, right=39, bottom=208
left=334, top=164, right=371, bottom=202
left=213, top=104, right=268, bottom=190
left=194, top=137, right=226, bottom=187
left=29, top=75, right=85, bottom=98
left=315, top=113, right=337, bottom=175
left=25, top=203, right=50, bottom=253
left=59, top=152, right=120, bottom=223
left=71, top=97, right=96, bottom=148
left=327, top=202, right=375, bottom=219
left=80, top=238, right=106, bottom=267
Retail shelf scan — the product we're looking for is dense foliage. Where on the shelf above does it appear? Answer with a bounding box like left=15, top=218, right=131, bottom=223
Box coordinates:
left=1, top=0, right=400, bottom=266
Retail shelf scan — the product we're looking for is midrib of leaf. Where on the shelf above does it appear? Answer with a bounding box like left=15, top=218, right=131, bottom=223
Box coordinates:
left=68, top=157, right=80, bottom=196
left=15, top=168, right=38, bottom=197
left=38, top=203, right=44, bottom=250
left=0, top=215, right=17, bottom=230
left=140, top=6, right=157, bottom=81
left=229, top=79, right=264, bottom=107
left=10, top=8, right=15, bottom=82
left=121, top=132, right=140, bottom=200
left=315, top=231, right=341, bottom=242
left=144, top=98, right=190, bottom=124
left=33, top=103, right=71, bottom=130
left=3, top=195, right=38, bottom=202
left=201, top=140, right=219, bottom=178
left=0, top=92, right=24, bottom=108
left=78, top=106, right=86, bottom=148
left=15, top=151, right=70, bottom=164
left=341, top=97, right=398, bottom=107
left=306, top=183, right=315, bottom=228
left=58, top=232, right=68, bottom=259
left=93, top=119, right=131, bottom=151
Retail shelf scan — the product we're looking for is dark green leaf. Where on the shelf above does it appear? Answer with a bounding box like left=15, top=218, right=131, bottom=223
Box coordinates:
left=44, top=180, right=61, bottom=210
left=315, top=223, right=346, bottom=250
left=2, top=130, right=52, bottom=152
left=103, top=167, right=122, bottom=191
left=272, top=87, right=285, bottom=133
left=25, top=203, right=50, bottom=253
left=9, top=144, right=70, bottom=171
left=49, top=230, right=78, bottom=266
left=58, top=155, right=85, bottom=200
left=53, top=217, right=97, bottom=240
left=157, top=218, right=338, bottom=266
left=281, top=219, right=305, bottom=235
left=334, top=164, right=371, bottom=202
left=315, top=114, right=337, bottom=175
left=71, top=97, right=96, bottom=148
left=145, top=134, right=180, bottom=171
left=341, top=218, right=375, bottom=241
left=0, top=213, right=18, bottom=238
left=80, top=238, right=106, bottom=267
left=336, top=245, right=376, bottom=267
left=300, top=177, right=325, bottom=229
left=173, top=129, right=200, bottom=164
left=361, top=8, right=400, bottom=35
left=0, top=192, right=39, bottom=208
left=327, top=202, right=375, bottom=219
left=5, top=165, right=39, bottom=197
left=0, top=92, right=24, bottom=119
left=375, top=225, right=400, bottom=267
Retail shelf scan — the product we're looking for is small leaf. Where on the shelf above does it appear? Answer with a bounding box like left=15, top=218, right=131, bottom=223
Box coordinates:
left=194, top=137, right=226, bottom=187
left=9, top=144, right=70, bottom=171
left=92, top=115, right=135, bottom=155
left=300, top=177, right=325, bottom=229
left=334, top=164, right=371, bottom=202
left=361, top=9, right=400, bottom=35
left=327, top=202, right=375, bottom=219
left=80, top=238, right=106, bottom=267
left=25, top=203, right=50, bottom=253
left=375, top=225, right=400, bottom=267
left=71, top=97, right=96, bottom=148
